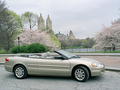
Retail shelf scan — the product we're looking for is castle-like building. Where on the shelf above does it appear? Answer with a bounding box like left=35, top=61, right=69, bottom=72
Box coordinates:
left=111, top=19, right=120, bottom=25
left=55, top=30, right=76, bottom=40
left=38, top=14, right=54, bottom=34
left=38, top=14, right=76, bottom=40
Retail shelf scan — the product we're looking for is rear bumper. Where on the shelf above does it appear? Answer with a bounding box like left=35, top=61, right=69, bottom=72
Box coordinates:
left=4, top=64, right=13, bottom=72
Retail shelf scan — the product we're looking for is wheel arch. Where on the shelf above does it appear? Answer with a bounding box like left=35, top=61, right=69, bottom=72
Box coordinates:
left=13, top=64, right=27, bottom=72
left=71, top=64, right=91, bottom=77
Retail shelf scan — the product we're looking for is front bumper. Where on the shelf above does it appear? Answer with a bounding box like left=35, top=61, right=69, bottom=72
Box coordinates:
left=91, top=67, right=105, bottom=76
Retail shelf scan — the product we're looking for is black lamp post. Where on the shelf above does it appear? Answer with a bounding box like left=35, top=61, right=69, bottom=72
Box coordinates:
left=18, top=37, right=20, bottom=53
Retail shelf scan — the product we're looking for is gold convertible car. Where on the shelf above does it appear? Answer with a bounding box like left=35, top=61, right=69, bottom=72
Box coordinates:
left=4, top=50, right=105, bottom=82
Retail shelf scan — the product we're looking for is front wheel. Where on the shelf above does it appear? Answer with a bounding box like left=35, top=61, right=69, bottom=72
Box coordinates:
left=14, top=65, right=28, bottom=79
left=73, top=66, right=89, bottom=82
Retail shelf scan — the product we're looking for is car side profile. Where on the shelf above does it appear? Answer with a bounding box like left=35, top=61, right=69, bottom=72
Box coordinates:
left=4, top=50, right=105, bottom=82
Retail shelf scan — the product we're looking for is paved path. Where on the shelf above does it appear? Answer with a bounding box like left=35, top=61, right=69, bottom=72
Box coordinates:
left=0, top=65, right=120, bottom=90
left=0, top=57, right=6, bottom=63
left=82, top=56, right=120, bottom=69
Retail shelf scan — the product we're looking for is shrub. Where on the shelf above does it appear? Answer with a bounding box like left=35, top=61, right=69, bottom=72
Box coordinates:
left=20, top=45, right=28, bottom=53
left=27, top=43, right=46, bottom=53
left=11, top=46, right=19, bottom=53
left=11, top=43, right=46, bottom=53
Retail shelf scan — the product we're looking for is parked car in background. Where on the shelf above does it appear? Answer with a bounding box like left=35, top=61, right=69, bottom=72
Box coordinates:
left=4, top=50, right=105, bottom=82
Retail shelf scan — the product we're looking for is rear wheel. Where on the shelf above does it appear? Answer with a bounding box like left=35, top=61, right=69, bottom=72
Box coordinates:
left=14, top=65, right=28, bottom=79
left=73, top=66, right=89, bottom=82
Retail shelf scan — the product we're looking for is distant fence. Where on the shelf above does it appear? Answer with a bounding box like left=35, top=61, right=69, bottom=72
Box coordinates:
left=62, top=48, right=102, bottom=53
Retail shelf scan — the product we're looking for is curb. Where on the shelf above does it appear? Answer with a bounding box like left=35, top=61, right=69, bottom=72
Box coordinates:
left=105, top=67, right=120, bottom=72
left=0, top=63, right=4, bottom=65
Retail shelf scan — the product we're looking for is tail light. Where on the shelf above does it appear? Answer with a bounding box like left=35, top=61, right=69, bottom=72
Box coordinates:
left=5, top=58, right=9, bottom=62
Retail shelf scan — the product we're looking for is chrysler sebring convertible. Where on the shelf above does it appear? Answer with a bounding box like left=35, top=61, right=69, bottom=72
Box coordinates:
left=4, top=50, right=105, bottom=82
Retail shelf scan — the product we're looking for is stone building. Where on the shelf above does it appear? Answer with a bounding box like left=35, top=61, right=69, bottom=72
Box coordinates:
left=55, top=32, right=66, bottom=40
left=38, top=14, right=76, bottom=39
left=38, top=14, right=45, bottom=31
left=38, top=14, right=54, bottom=34
left=55, top=30, right=76, bottom=41
left=111, top=19, right=120, bottom=25
left=68, top=30, right=76, bottom=39
left=46, top=15, right=52, bottom=30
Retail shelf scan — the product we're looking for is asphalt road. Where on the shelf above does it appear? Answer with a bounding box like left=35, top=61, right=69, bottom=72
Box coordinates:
left=0, top=65, right=120, bottom=90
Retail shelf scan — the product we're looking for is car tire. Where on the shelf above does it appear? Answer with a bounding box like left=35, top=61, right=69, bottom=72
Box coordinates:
left=73, top=66, right=89, bottom=82
left=14, top=65, right=28, bottom=79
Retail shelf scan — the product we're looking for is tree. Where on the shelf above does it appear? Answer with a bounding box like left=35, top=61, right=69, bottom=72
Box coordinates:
left=0, top=1, right=19, bottom=52
left=8, top=10, right=23, bottom=31
left=94, top=21, right=120, bottom=51
left=82, top=40, right=88, bottom=48
left=21, top=12, right=38, bottom=30
left=49, top=34, right=61, bottom=50
left=17, top=30, right=60, bottom=51
left=85, top=37, right=95, bottom=48
left=59, top=40, right=68, bottom=48
left=60, top=39, right=83, bottom=48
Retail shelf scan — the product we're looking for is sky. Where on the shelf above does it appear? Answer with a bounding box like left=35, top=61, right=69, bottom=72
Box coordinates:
left=4, top=0, right=120, bottom=39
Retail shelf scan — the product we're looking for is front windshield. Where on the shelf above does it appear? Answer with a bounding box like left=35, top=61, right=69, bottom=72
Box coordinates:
left=57, top=50, right=79, bottom=59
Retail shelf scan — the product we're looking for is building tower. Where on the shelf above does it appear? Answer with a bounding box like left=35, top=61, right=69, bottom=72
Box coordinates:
left=46, top=15, right=52, bottom=31
left=38, top=14, right=45, bottom=31
left=69, top=30, right=76, bottom=39
left=46, top=15, right=54, bottom=34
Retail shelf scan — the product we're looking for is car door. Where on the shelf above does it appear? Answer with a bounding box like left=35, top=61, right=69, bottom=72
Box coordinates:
left=38, top=58, right=71, bottom=76
left=25, top=58, right=39, bottom=74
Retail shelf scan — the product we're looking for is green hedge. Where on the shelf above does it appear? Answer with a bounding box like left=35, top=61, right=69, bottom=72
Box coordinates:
left=11, top=46, right=19, bottom=53
left=27, top=43, right=46, bottom=53
left=11, top=43, right=46, bottom=53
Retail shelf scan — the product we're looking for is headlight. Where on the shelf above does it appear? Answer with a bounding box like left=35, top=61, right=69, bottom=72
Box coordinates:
left=92, top=63, right=104, bottom=68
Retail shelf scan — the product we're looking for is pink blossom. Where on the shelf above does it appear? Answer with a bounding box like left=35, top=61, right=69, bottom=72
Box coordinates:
left=17, top=30, right=55, bottom=48
left=94, top=22, right=120, bottom=49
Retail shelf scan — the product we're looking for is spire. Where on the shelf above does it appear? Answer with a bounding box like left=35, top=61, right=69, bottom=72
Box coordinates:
left=46, top=15, right=51, bottom=22
left=69, top=30, right=74, bottom=36
left=69, top=30, right=76, bottom=39
left=38, top=13, right=45, bottom=31
left=46, top=14, right=52, bottom=30
left=39, top=14, right=44, bottom=22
